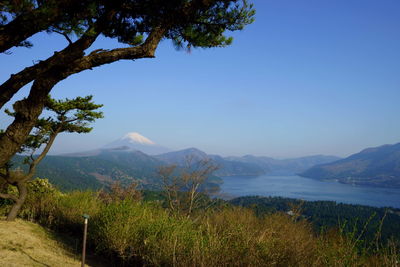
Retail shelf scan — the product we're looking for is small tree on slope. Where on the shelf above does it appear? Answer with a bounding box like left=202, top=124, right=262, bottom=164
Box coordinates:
left=0, top=95, right=103, bottom=221
left=158, top=156, right=219, bottom=217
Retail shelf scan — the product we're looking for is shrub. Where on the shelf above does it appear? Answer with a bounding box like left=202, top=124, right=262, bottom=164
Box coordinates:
left=196, top=208, right=317, bottom=266
left=98, top=181, right=141, bottom=204
left=20, top=178, right=61, bottom=224
left=0, top=178, right=61, bottom=223
left=91, top=201, right=200, bottom=265
left=52, top=191, right=102, bottom=233
left=90, top=204, right=321, bottom=266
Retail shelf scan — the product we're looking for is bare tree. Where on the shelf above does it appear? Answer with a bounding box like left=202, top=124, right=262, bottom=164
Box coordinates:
left=157, top=156, right=218, bottom=217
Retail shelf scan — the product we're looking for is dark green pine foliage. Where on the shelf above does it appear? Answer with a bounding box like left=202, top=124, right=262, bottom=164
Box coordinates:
left=0, top=0, right=99, bottom=51
left=1, top=0, right=255, bottom=52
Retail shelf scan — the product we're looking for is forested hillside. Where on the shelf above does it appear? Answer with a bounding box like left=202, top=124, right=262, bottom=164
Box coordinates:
left=12, top=150, right=222, bottom=192
left=301, top=143, right=400, bottom=187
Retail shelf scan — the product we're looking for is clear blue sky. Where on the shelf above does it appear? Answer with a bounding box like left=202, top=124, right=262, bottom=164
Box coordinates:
left=1, top=0, right=400, bottom=158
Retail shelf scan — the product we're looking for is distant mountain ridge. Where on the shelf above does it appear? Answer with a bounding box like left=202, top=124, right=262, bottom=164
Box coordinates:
left=154, top=148, right=340, bottom=176
left=300, top=143, right=400, bottom=188
left=15, top=132, right=346, bottom=191
left=155, top=148, right=266, bottom=176
left=225, top=154, right=341, bottom=175
left=57, top=132, right=340, bottom=178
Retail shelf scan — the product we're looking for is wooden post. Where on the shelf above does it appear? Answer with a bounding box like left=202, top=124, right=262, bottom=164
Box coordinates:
left=81, top=214, right=90, bottom=267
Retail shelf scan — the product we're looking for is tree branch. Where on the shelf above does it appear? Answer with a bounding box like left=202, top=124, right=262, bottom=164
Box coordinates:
left=0, top=192, right=18, bottom=202
left=25, top=129, right=60, bottom=182
left=53, top=30, right=73, bottom=45
left=61, top=27, right=166, bottom=77
left=0, top=20, right=102, bottom=109
left=0, top=0, right=91, bottom=53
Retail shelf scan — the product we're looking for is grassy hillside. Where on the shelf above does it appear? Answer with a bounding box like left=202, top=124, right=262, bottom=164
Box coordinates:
left=0, top=219, right=88, bottom=267
left=1, top=179, right=398, bottom=266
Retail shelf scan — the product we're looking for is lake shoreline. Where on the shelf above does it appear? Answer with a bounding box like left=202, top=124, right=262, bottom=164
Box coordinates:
left=219, top=174, right=400, bottom=209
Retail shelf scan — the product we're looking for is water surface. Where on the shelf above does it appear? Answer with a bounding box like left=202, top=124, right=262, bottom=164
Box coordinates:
left=220, top=175, right=400, bottom=208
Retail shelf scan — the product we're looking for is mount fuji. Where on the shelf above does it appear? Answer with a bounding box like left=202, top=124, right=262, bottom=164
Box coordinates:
left=104, top=132, right=171, bottom=155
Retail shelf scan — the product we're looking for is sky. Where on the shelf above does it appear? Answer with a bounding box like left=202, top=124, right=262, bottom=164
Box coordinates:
left=1, top=0, right=400, bottom=158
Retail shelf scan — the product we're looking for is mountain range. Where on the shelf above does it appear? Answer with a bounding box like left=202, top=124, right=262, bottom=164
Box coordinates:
left=13, top=132, right=399, bottom=191
left=154, top=148, right=340, bottom=177
left=300, top=142, right=400, bottom=187
left=11, top=132, right=339, bottom=191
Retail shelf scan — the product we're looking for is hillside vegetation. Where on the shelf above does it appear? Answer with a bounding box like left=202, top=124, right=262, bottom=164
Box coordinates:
left=11, top=148, right=342, bottom=192
left=12, top=151, right=223, bottom=192
left=301, top=142, right=400, bottom=187
left=231, top=196, right=400, bottom=244
left=1, top=179, right=398, bottom=266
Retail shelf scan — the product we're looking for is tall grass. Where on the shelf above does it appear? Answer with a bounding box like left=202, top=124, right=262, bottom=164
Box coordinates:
left=1, top=179, right=398, bottom=266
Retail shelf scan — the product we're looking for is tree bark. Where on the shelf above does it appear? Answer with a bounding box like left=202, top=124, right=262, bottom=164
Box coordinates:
left=6, top=182, right=28, bottom=221
left=0, top=78, right=57, bottom=168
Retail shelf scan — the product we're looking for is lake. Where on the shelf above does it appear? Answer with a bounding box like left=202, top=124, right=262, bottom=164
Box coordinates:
left=219, top=175, right=400, bottom=208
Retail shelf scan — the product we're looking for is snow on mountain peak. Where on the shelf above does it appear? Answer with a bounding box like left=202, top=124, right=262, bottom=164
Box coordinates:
left=122, top=132, right=155, bottom=145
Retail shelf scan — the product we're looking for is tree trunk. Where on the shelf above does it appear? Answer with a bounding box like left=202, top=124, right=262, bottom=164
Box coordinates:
left=0, top=78, right=55, bottom=168
left=6, top=182, right=28, bottom=221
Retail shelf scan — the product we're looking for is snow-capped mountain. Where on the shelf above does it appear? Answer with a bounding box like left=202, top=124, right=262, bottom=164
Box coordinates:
left=104, top=132, right=170, bottom=155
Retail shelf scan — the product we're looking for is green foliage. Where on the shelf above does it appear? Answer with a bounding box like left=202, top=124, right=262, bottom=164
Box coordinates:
left=43, top=95, right=103, bottom=133
left=27, top=177, right=57, bottom=194
left=2, top=1, right=255, bottom=50
left=0, top=178, right=60, bottom=221
left=167, top=0, right=255, bottom=50
left=52, top=191, right=102, bottom=231
left=0, top=0, right=99, bottom=41
left=18, top=178, right=61, bottom=223
left=11, top=155, right=104, bottom=191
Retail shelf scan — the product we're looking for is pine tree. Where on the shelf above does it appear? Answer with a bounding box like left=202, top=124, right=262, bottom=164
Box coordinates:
left=0, top=1, right=255, bottom=168
left=0, top=95, right=103, bottom=221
